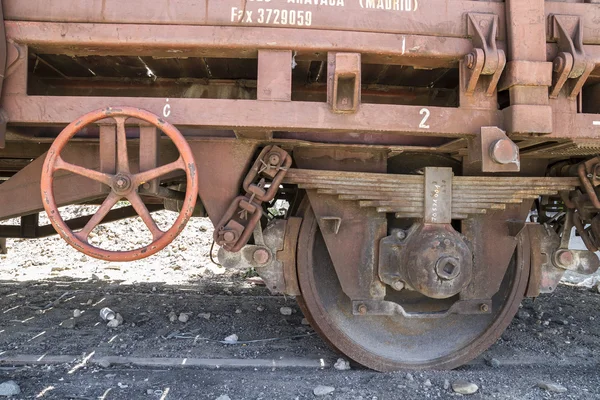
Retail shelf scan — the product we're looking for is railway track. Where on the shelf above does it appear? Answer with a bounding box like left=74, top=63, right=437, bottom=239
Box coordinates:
left=0, top=279, right=599, bottom=399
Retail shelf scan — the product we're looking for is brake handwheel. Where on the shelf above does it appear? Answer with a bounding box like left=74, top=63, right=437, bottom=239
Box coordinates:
left=40, top=107, right=198, bottom=262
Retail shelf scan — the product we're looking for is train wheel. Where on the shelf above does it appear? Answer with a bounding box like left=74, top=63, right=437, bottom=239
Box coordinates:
left=40, top=107, right=198, bottom=262
left=296, top=205, right=529, bottom=371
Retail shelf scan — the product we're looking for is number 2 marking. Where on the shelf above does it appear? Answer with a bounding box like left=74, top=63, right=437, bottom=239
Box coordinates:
left=419, top=108, right=430, bottom=129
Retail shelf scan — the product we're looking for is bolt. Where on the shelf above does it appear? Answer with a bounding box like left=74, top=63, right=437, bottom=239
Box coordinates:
left=222, top=231, right=237, bottom=243
left=357, top=304, right=368, bottom=315
left=465, top=53, right=475, bottom=69
left=113, top=174, right=131, bottom=192
left=553, top=57, right=565, bottom=73
left=142, top=183, right=151, bottom=190
left=391, top=280, right=405, bottom=291
left=395, top=230, right=406, bottom=240
left=252, top=248, right=270, bottom=265
left=490, top=139, right=519, bottom=165
left=480, top=303, right=489, bottom=312
left=268, top=153, right=281, bottom=166
left=554, top=249, right=574, bottom=268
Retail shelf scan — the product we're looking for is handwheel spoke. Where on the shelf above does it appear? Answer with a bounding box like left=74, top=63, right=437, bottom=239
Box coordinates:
left=114, top=117, right=130, bottom=173
left=127, top=191, right=163, bottom=241
left=55, top=157, right=113, bottom=186
left=75, top=192, right=121, bottom=241
left=134, top=157, right=185, bottom=186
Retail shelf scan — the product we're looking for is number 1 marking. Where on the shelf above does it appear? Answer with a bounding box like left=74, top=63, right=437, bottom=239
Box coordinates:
left=419, top=108, right=430, bottom=129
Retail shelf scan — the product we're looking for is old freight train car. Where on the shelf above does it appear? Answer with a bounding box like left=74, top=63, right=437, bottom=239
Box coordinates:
left=0, top=0, right=599, bottom=371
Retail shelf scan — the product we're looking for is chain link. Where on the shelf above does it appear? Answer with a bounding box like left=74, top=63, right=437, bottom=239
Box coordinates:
left=213, top=145, right=291, bottom=252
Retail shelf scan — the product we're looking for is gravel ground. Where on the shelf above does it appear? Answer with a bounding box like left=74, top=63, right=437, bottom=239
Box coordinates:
left=0, top=207, right=599, bottom=399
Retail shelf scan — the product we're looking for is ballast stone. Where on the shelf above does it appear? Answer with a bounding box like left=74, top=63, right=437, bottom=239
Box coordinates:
left=0, top=381, right=20, bottom=397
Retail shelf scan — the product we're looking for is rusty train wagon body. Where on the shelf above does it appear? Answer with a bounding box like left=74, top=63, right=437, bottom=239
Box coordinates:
left=1, top=0, right=600, bottom=371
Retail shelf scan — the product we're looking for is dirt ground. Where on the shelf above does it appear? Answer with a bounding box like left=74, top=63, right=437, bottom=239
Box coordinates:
left=0, top=209, right=599, bottom=399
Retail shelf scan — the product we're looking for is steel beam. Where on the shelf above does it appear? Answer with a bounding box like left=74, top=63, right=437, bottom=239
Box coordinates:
left=3, top=0, right=506, bottom=40
left=4, top=22, right=474, bottom=69
left=2, top=95, right=501, bottom=138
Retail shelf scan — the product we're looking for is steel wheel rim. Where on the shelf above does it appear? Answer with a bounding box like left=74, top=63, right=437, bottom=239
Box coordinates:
left=297, top=205, right=529, bottom=371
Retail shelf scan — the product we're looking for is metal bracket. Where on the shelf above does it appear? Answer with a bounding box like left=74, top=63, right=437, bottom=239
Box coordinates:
left=549, top=15, right=595, bottom=99
left=468, top=126, right=520, bottom=173
left=352, top=299, right=491, bottom=318
left=217, top=218, right=302, bottom=296
left=327, top=52, right=361, bottom=113
left=463, top=13, right=506, bottom=96
left=526, top=221, right=599, bottom=297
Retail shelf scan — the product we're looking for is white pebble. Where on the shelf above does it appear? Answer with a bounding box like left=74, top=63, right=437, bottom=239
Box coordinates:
left=223, top=334, right=238, bottom=344
left=168, top=311, right=177, bottom=323
left=198, top=313, right=211, bottom=320
left=178, top=313, right=190, bottom=323
left=313, top=385, right=335, bottom=396
left=107, top=319, right=120, bottom=328
left=452, top=381, right=479, bottom=395
left=334, top=358, right=351, bottom=371
left=280, top=306, right=293, bottom=316
left=537, top=381, right=567, bottom=393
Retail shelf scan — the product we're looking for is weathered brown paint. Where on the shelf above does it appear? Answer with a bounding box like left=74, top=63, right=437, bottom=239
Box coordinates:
left=1, top=0, right=600, bottom=372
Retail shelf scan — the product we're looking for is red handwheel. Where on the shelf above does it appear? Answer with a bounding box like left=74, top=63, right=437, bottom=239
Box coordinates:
left=40, top=107, right=198, bottom=262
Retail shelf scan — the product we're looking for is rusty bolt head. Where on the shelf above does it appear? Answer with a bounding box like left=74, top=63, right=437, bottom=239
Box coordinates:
left=252, top=248, right=271, bottom=265
left=490, top=139, right=519, bottom=165
left=222, top=231, right=237, bottom=243
left=480, top=303, right=489, bottom=312
left=553, top=57, right=565, bottom=73
left=391, top=280, right=405, bottom=291
left=112, top=174, right=132, bottom=192
left=357, top=304, right=368, bottom=315
left=435, top=256, right=461, bottom=280
left=267, top=153, right=281, bottom=166
left=465, top=53, right=475, bottom=69
left=554, top=249, right=574, bottom=268
left=394, top=230, right=406, bottom=240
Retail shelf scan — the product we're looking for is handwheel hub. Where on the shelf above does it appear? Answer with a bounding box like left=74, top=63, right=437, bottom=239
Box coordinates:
left=111, top=174, right=133, bottom=195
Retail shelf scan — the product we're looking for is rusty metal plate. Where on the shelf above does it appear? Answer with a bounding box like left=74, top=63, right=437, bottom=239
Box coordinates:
left=257, top=50, right=292, bottom=102
left=424, top=167, right=452, bottom=224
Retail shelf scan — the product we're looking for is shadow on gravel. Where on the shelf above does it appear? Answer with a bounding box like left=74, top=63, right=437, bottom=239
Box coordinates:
left=0, top=277, right=599, bottom=399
